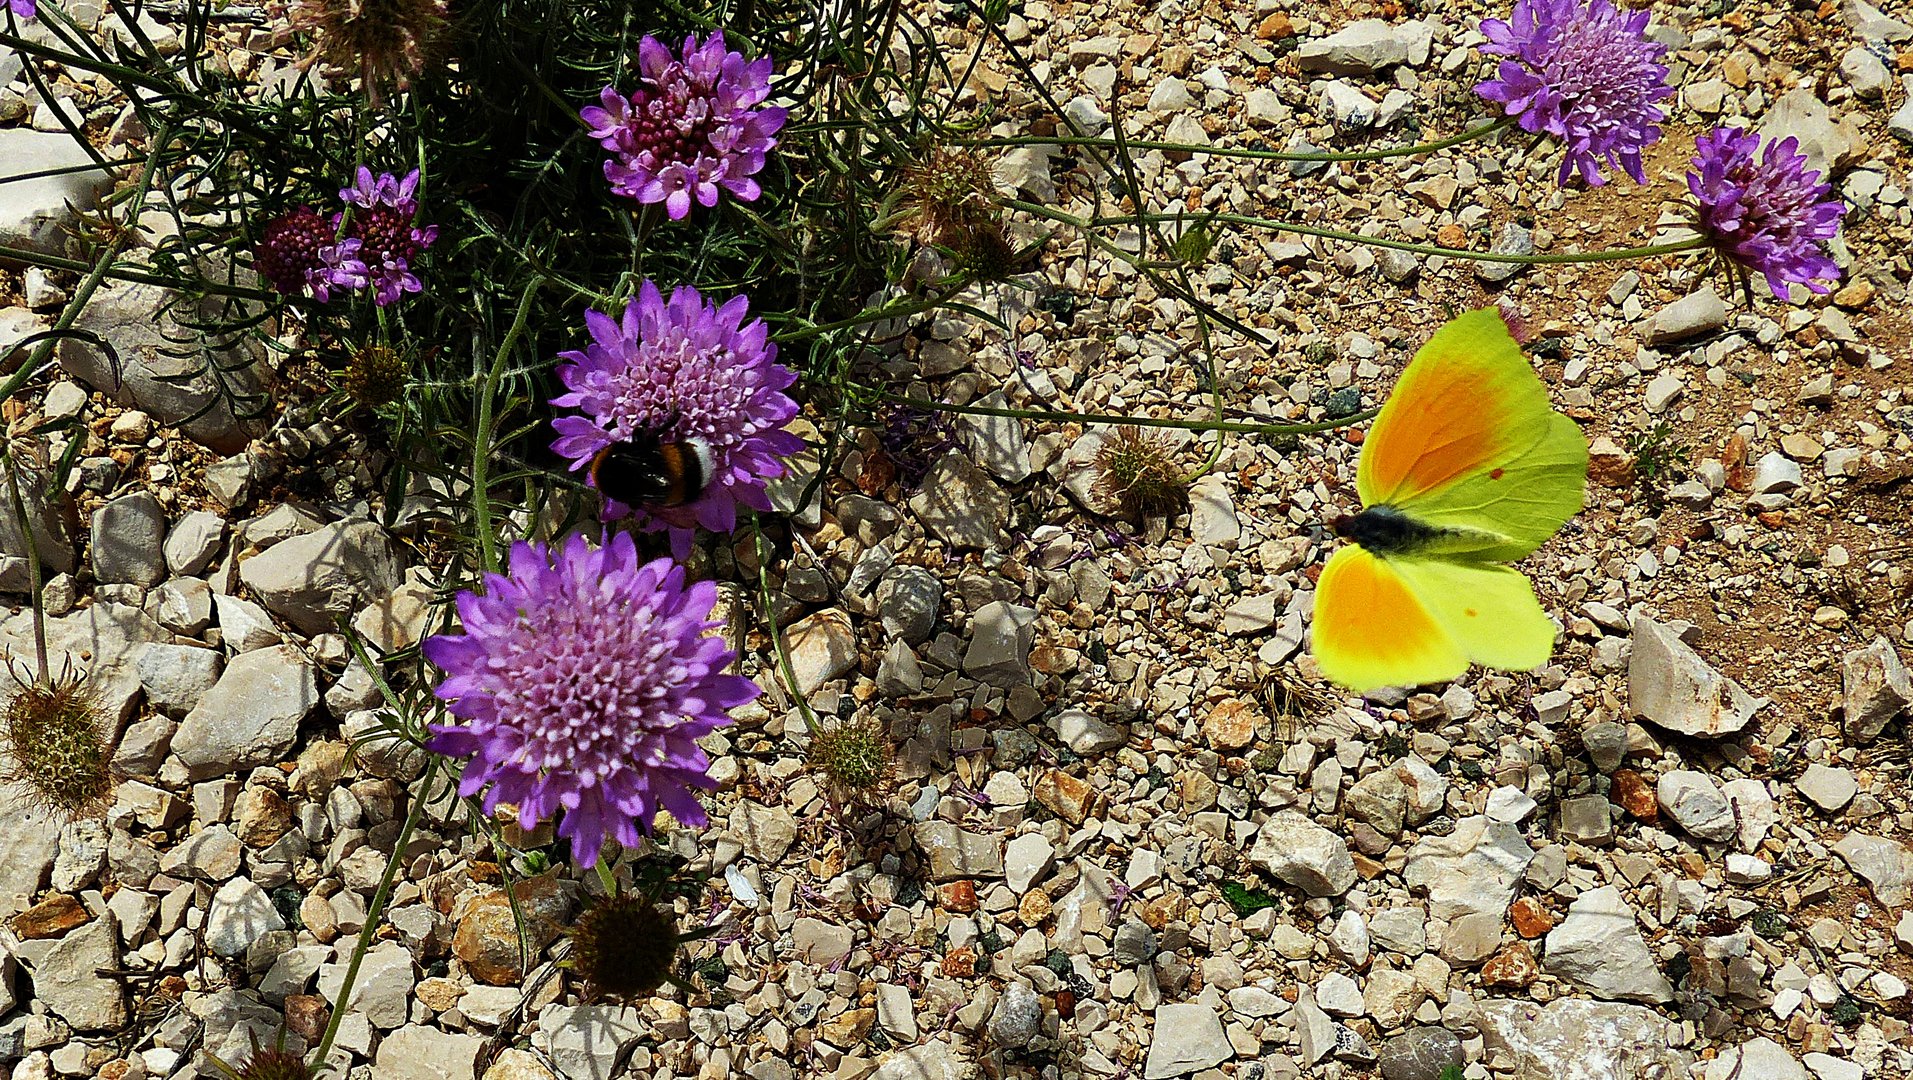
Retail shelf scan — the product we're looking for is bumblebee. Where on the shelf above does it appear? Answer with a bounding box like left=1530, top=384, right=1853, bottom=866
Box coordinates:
left=589, top=429, right=715, bottom=508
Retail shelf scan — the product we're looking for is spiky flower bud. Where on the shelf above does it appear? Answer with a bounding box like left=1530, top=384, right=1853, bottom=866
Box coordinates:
left=339, top=345, right=408, bottom=409
left=568, top=894, right=681, bottom=1003
left=1092, top=427, right=1188, bottom=517
left=205, top=1033, right=315, bottom=1080
left=806, top=718, right=895, bottom=800
left=2, top=671, right=114, bottom=819
left=950, top=224, right=1017, bottom=283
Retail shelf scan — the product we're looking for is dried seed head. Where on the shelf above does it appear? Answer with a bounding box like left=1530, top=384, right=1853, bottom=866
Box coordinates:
left=568, top=894, right=680, bottom=1003
left=1, top=669, right=115, bottom=820
left=806, top=718, right=895, bottom=801
left=899, top=146, right=1001, bottom=246
left=339, top=344, right=408, bottom=409
left=289, top=0, right=447, bottom=104
left=1092, top=427, right=1188, bottom=517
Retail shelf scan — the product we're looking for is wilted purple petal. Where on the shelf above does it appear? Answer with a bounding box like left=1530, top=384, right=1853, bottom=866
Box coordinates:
left=1688, top=127, right=1845, bottom=299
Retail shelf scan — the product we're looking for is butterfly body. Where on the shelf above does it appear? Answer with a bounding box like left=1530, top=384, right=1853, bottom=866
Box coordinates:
left=1331, top=505, right=1442, bottom=556
left=1312, top=309, right=1590, bottom=692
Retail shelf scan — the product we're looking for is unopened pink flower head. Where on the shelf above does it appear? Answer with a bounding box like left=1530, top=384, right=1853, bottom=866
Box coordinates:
left=253, top=168, right=435, bottom=305
left=335, top=167, right=438, bottom=306
left=424, top=532, right=759, bottom=865
left=255, top=207, right=364, bottom=302
left=1687, top=127, right=1845, bottom=300
left=581, top=32, right=787, bottom=219
left=550, top=281, right=803, bottom=557
left=1475, top=0, right=1672, bottom=186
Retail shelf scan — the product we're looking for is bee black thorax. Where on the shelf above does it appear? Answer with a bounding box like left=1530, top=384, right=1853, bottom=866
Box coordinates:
left=1332, top=505, right=1440, bottom=556
left=590, top=437, right=713, bottom=508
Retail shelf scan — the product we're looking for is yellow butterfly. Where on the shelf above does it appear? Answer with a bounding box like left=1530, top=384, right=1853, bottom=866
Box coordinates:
left=1312, top=308, right=1590, bottom=692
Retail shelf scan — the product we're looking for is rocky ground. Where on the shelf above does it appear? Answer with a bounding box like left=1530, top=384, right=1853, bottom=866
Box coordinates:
left=4, top=0, right=1913, bottom=1079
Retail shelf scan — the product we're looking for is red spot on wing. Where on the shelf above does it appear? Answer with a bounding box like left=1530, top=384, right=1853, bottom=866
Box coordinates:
left=1490, top=468, right=1505, bottom=480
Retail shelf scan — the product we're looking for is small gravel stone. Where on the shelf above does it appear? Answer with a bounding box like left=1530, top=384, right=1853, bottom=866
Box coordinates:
left=1249, top=811, right=1356, bottom=897
left=1647, top=289, right=1728, bottom=344
left=908, top=453, right=1009, bottom=550
left=987, top=981, right=1042, bottom=1049
left=781, top=608, right=856, bottom=693
left=1379, top=1026, right=1462, bottom=1080
left=1544, top=886, right=1674, bottom=1003
left=90, top=492, right=167, bottom=587
left=1628, top=615, right=1762, bottom=737
left=1143, top=1002, right=1232, bottom=1079
left=962, top=601, right=1038, bottom=688
left=1657, top=771, right=1736, bottom=842
left=1842, top=636, right=1911, bottom=744
left=205, top=877, right=286, bottom=956
left=1295, top=18, right=1434, bottom=74
left=875, top=566, right=941, bottom=643
left=174, top=645, right=319, bottom=780
left=1053, top=708, right=1125, bottom=754
left=237, top=519, right=405, bottom=636
left=12, top=914, right=126, bottom=1031
left=1796, top=763, right=1858, bottom=812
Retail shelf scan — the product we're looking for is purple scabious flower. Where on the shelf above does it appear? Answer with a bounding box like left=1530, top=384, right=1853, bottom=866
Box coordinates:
left=550, top=281, right=804, bottom=557
left=8, top=0, right=36, bottom=19
left=254, top=206, right=366, bottom=303
left=334, top=167, right=438, bottom=306
left=424, top=532, right=760, bottom=865
left=1687, top=127, right=1845, bottom=299
left=581, top=31, right=788, bottom=219
left=1475, top=0, right=1672, bottom=186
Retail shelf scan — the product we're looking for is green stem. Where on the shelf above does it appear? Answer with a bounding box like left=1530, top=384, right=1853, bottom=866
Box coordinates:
left=471, top=278, right=544, bottom=575
left=773, top=287, right=970, bottom=343
left=1, top=451, right=49, bottom=685
left=749, top=514, right=821, bottom=739
left=859, top=385, right=1378, bottom=437
left=0, top=244, right=276, bottom=303
left=309, top=759, right=440, bottom=1069
left=1010, top=200, right=1713, bottom=265
left=0, top=123, right=175, bottom=408
left=0, top=32, right=180, bottom=97
left=966, top=117, right=1513, bottom=164
left=0, top=157, right=142, bottom=186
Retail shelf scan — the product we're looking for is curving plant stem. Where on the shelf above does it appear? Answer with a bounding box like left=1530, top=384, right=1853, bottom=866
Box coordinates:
left=471, top=277, right=546, bottom=576
left=308, top=757, right=441, bottom=1069
left=963, top=117, right=1516, bottom=165
left=1008, top=199, right=1715, bottom=266
left=749, top=513, right=822, bottom=740
left=1, top=450, right=50, bottom=685
left=854, top=384, right=1380, bottom=438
